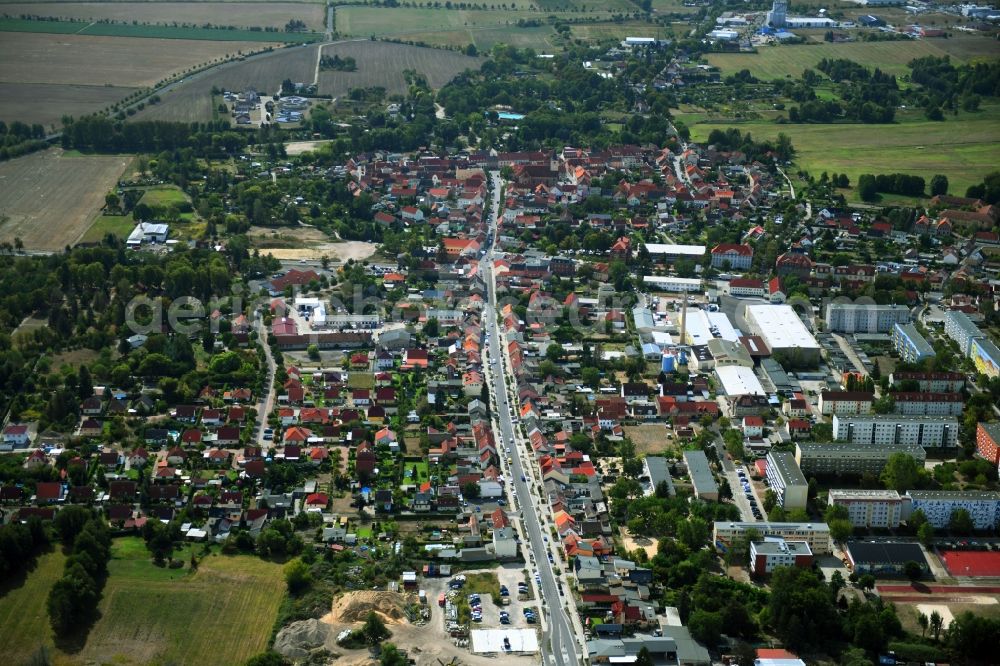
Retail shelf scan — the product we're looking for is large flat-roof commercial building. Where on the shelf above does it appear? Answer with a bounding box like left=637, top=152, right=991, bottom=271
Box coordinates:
left=828, top=489, right=905, bottom=528
left=683, top=450, right=718, bottom=501
left=905, top=490, right=1000, bottom=530
left=845, top=541, right=928, bottom=576
left=832, top=414, right=959, bottom=449
left=642, top=275, right=703, bottom=293
left=765, top=451, right=808, bottom=510
left=795, top=442, right=926, bottom=477
left=825, top=303, right=910, bottom=333
left=713, top=521, right=831, bottom=555
left=682, top=309, right=740, bottom=346
left=744, top=304, right=821, bottom=365
left=892, top=322, right=936, bottom=363
left=644, top=243, right=706, bottom=260
left=715, top=365, right=766, bottom=397
left=944, top=310, right=985, bottom=356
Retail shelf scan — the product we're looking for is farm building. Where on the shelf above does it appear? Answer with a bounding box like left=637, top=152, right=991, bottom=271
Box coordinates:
left=126, top=222, right=169, bottom=247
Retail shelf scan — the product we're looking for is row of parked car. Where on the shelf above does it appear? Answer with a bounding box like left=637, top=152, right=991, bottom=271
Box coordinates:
left=738, top=469, right=763, bottom=520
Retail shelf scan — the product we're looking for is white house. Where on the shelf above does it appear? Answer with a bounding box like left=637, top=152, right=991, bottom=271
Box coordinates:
left=2, top=424, right=30, bottom=448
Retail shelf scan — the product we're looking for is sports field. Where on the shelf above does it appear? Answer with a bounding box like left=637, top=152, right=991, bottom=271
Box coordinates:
left=0, top=149, right=133, bottom=251
left=683, top=104, right=1000, bottom=201
left=705, top=37, right=1000, bottom=79
left=941, top=550, right=1000, bottom=577
left=0, top=2, right=327, bottom=31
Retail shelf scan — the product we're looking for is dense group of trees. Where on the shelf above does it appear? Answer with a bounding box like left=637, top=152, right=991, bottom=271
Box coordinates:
left=908, top=55, right=1000, bottom=116
left=319, top=54, right=357, bottom=71
left=0, top=119, right=49, bottom=161
left=0, top=515, right=50, bottom=579
left=47, top=509, right=111, bottom=634
left=62, top=118, right=248, bottom=156
left=704, top=127, right=794, bottom=162
left=857, top=173, right=926, bottom=201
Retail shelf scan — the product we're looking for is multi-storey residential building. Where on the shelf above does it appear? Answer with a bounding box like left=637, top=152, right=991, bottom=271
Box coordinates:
left=749, top=538, right=813, bottom=577
left=828, top=489, right=904, bottom=528
left=944, top=310, right=986, bottom=356
left=892, top=323, right=936, bottom=363
left=825, top=303, right=910, bottom=333
left=976, top=422, right=1000, bottom=466
left=683, top=450, right=718, bottom=501
left=890, top=392, right=964, bottom=417
left=888, top=371, right=966, bottom=393
left=970, top=337, right=1000, bottom=379
left=818, top=390, right=874, bottom=416
left=710, top=243, right=753, bottom=270
left=905, top=490, right=1000, bottom=530
left=795, top=442, right=926, bottom=477
left=765, top=451, right=808, bottom=510
left=832, top=414, right=959, bottom=449
left=713, top=521, right=831, bottom=555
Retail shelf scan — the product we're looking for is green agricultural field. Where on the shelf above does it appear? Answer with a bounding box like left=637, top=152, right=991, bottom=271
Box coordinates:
left=0, top=17, right=321, bottom=42
left=683, top=104, right=1000, bottom=202
left=81, top=538, right=286, bottom=665
left=81, top=214, right=135, bottom=244
left=570, top=20, right=673, bottom=43
left=0, top=549, right=65, bottom=664
left=704, top=39, right=982, bottom=79
left=0, top=539, right=286, bottom=665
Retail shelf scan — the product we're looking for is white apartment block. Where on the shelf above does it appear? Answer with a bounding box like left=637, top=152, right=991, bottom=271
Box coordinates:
left=828, top=489, right=904, bottom=529
left=818, top=390, right=874, bottom=416
left=825, top=303, right=910, bottom=334
left=713, top=521, right=832, bottom=555
left=905, top=491, right=1000, bottom=530
left=750, top=538, right=813, bottom=576
left=765, top=451, right=808, bottom=510
left=832, top=414, right=959, bottom=449
left=944, top=310, right=985, bottom=356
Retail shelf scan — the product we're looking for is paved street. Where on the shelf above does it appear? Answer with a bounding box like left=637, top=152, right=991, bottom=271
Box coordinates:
left=481, top=171, right=582, bottom=666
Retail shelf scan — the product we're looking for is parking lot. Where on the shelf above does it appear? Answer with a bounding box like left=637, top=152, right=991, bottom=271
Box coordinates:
left=424, top=565, right=542, bottom=637
left=723, top=459, right=766, bottom=522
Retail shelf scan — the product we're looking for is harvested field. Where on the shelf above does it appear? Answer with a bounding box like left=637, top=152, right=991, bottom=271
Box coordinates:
left=318, top=41, right=481, bottom=98
left=0, top=32, right=271, bottom=88
left=0, top=2, right=326, bottom=31
left=0, top=149, right=131, bottom=251
left=0, top=82, right=139, bottom=128
left=336, top=6, right=605, bottom=38
left=135, top=43, right=318, bottom=122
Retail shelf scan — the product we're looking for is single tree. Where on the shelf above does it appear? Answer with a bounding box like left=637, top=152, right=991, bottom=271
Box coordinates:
left=930, top=609, right=943, bottom=640
left=918, top=611, right=929, bottom=638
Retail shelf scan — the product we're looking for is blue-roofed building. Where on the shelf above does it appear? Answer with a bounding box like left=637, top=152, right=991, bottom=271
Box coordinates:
left=892, top=322, right=936, bottom=363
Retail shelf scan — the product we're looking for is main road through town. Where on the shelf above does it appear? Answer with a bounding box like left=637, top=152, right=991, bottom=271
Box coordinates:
left=480, top=170, right=581, bottom=666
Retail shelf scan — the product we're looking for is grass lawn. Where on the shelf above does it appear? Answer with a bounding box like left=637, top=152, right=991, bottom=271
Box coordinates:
left=704, top=39, right=979, bottom=80
left=463, top=571, right=501, bottom=602
left=80, top=214, right=134, bottom=243
left=139, top=185, right=189, bottom=208
left=347, top=373, right=375, bottom=390
left=683, top=103, right=1000, bottom=201
left=0, top=549, right=65, bottom=664
left=404, top=461, right=430, bottom=483
left=0, top=538, right=286, bottom=665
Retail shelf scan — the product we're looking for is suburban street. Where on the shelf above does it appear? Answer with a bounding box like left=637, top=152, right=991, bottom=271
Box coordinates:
left=481, top=170, right=582, bottom=666
left=254, top=312, right=277, bottom=448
